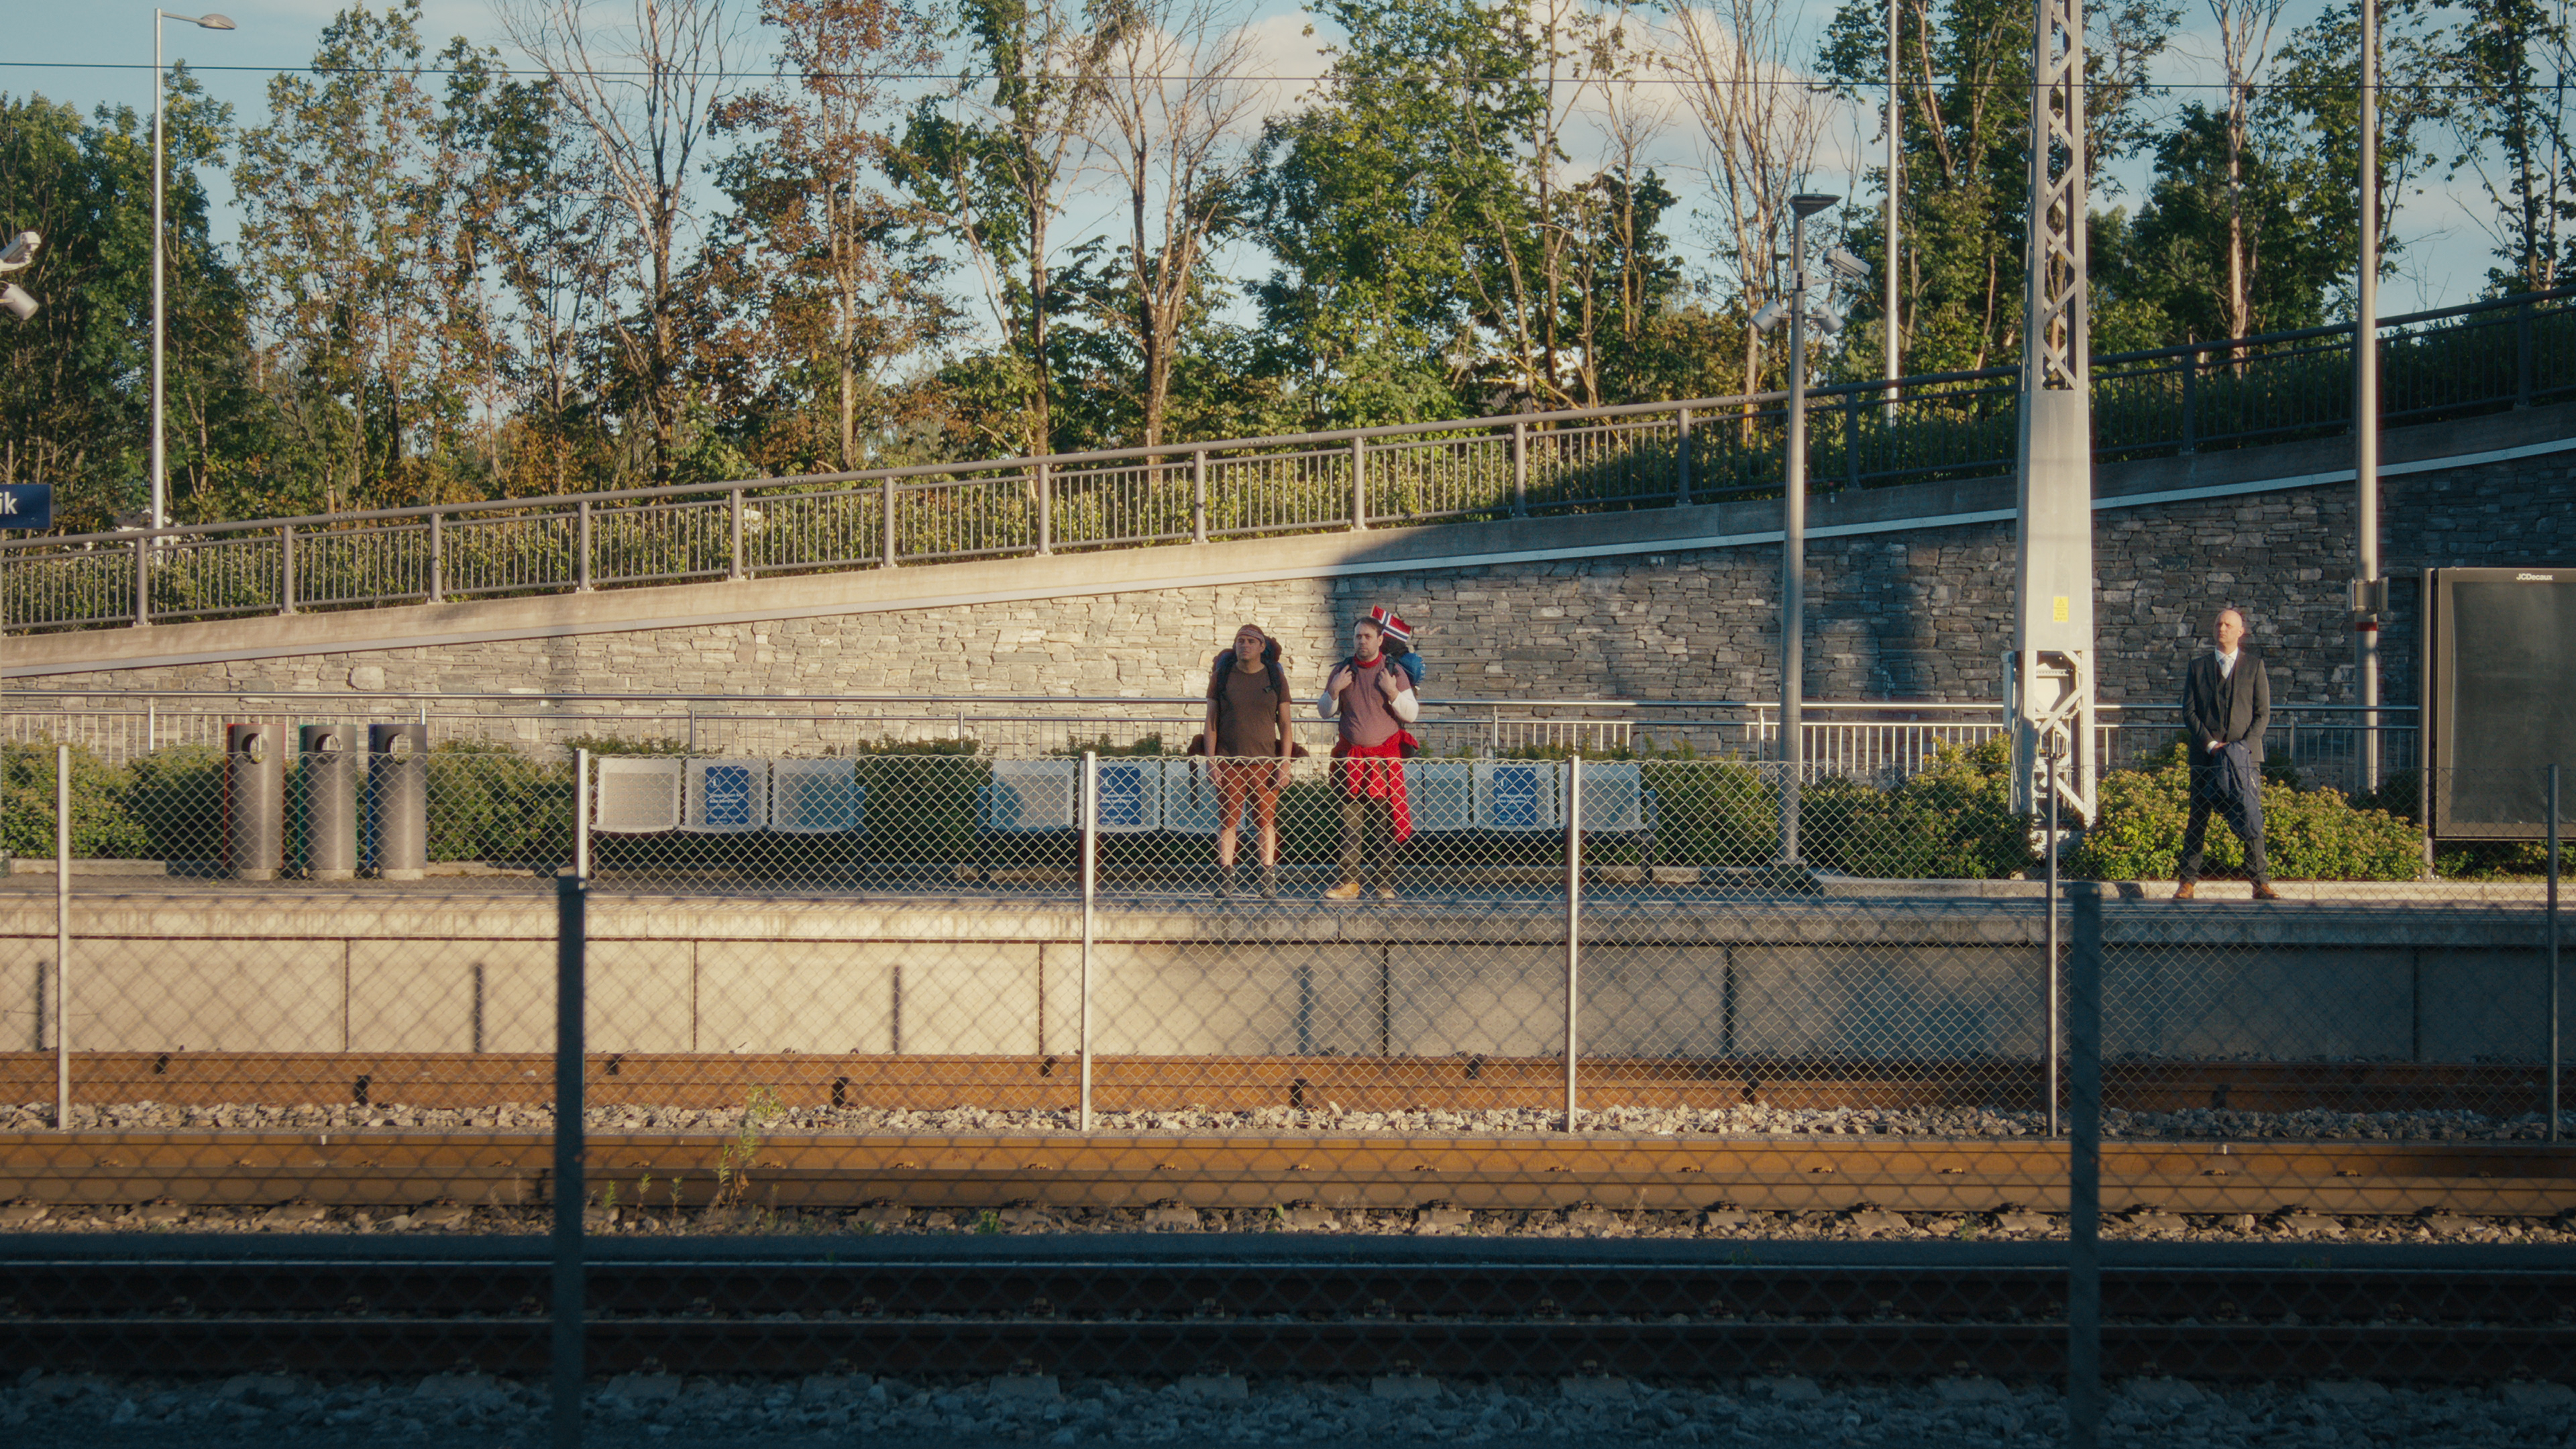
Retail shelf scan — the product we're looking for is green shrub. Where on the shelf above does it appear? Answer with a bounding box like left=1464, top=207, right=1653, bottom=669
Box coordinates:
left=427, top=741, right=573, bottom=863
left=1806, top=739, right=2037, bottom=880
left=1640, top=757, right=1780, bottom=867
left=124, top=744, right=227, bottom=862
left=1, top=741, right=150, bottom=859
left=2070, top=754, right=2421, bottom=881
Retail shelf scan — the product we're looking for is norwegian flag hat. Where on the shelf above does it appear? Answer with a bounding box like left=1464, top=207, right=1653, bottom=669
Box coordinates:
left=1366, top=605, right=1413, bottom=645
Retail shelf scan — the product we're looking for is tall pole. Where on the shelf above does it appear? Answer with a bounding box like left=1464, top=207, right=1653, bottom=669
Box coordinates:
left=151, top=13, right=166, bottom=538
left=1780, top=196, right=1838, bottom=866
left=2355, top=0, right=2383, bottom=793
left=1884, top=0, right=1902, bottom=410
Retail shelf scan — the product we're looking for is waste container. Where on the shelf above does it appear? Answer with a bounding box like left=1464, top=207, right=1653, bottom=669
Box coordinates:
left=368, top=723, right=428, bottom=880
left=300, top=724, right=356, bottom=881
left=225, top=723, right=284, bottom=880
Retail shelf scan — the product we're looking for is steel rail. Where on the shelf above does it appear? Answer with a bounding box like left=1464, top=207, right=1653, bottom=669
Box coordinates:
left=1, top=1254, right=2571, bottom=1380
left=1, top=1131, right=2567, bottom=1216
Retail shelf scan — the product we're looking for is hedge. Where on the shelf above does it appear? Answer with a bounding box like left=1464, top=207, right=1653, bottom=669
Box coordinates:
left=2071, top=741, right=2422, bottom=881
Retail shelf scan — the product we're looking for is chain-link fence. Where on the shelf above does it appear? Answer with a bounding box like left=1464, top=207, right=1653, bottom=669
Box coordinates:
left=3, top=745, right=2568, bottom=1445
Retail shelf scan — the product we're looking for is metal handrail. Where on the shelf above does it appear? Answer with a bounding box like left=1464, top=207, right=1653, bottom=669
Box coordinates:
left=8, top=286, right=2571, bottom=635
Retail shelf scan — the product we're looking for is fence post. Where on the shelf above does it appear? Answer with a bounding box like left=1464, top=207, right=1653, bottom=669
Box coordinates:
left=2047, top=754, right=2062, bottom=1137
left=575, top=501, right=593, bottom=592
left=1511, top=421, right=1529, bottom=518
left=2066, top=880, right=2104, bottom=1449
left=1844, top=390, right=1862, bottom=493
left=427, top=511, right=445, bottom=604
left=728, top=487, right=746, bottom=581
left=552, top=869, right=586, bottom=1449
left=2180, top=347, right=2198, bottom=453
left=54, top=745, right=70, bottom=1132
left=279, top=525, right=297, bottom=616
left=2549, top=764, right=2561, bottom=1141
left=574, top=749, right=592, bottom=881
left=1675, top=407, right=1692, bottom=506
left=882, top=478, right=898, bottom=568
left=1352, top=437, right=1368, bottom=530
left=1564, top=754, right=1583, bottom=1132
left=1191, top=449, right=1209, bottom=544
left=1079, top=751, right=1097, bottom=1132
left=1036, top=462, right=1053, bottom=556
left=2519, top=298, right=2536, bottom=409
left=132, top=534, right=150, bottom=628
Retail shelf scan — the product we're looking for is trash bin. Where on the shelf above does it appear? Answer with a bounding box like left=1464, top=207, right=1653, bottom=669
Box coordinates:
left=368, top=723, right=428, bottom=881
left=300, top=724, right=356, bottom=881
left=225, top=723, right=284, bottom=880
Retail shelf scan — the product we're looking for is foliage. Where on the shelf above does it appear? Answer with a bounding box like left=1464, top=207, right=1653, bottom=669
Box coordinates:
left=425, top=741, right=572, bottom=864
left=2070, top=752, right=2422, bottom=881
left=1806, top=738, right=2036, bottom=880
left=0, top=743, right=151, bottom=860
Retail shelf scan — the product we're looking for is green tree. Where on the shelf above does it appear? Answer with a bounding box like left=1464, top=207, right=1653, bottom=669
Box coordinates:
left=2442, top=0, right=2576, bottom=293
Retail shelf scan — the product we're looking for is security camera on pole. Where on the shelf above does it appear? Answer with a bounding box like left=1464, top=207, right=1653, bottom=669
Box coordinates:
left=1750, top=193, right=1843, bottom=866
left=152, top=11, right=239, bottom=539
left=0, top=229, right=42, bottom=321
left=2007, top=0, right=2099, bottom=835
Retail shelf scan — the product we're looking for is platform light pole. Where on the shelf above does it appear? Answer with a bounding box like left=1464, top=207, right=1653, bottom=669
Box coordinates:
left=2353, top=0, right=2384, bottom=794
left=152, top=10, right=237, bottom=539
left=1759, top=192, right=1842, bottom=866
left=1884, top=0, right=1902, bottom=409
left=2007, top=0, right=2098, bottom=831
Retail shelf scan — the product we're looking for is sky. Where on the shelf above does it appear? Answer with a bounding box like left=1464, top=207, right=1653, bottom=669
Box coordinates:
left=0, top=0, right=2515, bottom=357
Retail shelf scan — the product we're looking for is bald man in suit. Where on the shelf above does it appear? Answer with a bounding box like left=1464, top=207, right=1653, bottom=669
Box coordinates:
left=2174, top=607, right=2279, bottom=900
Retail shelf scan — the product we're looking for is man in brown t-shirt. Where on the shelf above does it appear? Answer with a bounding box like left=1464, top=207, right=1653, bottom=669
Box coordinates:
left=1203, top=624, right=1295, bottom=897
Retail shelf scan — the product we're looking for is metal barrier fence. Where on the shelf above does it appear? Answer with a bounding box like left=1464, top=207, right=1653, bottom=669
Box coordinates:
left=0, top=750, right=2566, bottom=1446
left=8, top=287, right=2573, bottom=633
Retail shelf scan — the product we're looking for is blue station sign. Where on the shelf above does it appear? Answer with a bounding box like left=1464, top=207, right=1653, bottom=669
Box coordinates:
left=0, top=482, right=52, bottom=531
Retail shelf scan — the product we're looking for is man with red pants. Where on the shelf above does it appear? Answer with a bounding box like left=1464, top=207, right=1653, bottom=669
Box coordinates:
left=1319, top=614, right=1419, bottom=900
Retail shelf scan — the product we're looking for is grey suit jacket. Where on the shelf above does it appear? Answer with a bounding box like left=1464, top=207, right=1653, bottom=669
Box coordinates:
left=2182, top=648, right=2270, bottom=765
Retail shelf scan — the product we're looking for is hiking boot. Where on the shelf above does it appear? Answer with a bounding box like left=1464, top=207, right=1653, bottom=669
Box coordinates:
left=1324, top=881, right=1362, bottom=902
left=1258, top=867, right=1278, bottom=900
left=2252, top=882, right=2282, bottom=901
left=2171, top=881, right=2197, bottom=900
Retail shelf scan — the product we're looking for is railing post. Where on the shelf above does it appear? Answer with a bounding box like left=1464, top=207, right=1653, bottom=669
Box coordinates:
left=728, top=486, right=745, bottom=581
left=2180, top=347, right=2198, bottom=453
left=575, top=500, right=593, bottom=592
left=2066, top=879, right=2104, bottom=1449
left=1351, top=437, right=1368, bottom=530
left=1078, top=750, right=1097, bottom=1132
left=2549, top=764, right=2561, bottom=1141
left=132, top=534, right=150, bottom=628
left=881, top=478, right=898, bottom=568
left=574, top=749, right=592, bottom=881
left=1844, top=390, right=1862, bottom=493
left=1563, top=753, right=1583, bottom=1132
left=1036, top=462, right=1053, bottom=556
left=427, top=510, right=445, bottom=604
left=54, top=744, right=70, bottom=1132
left=1191, top=449, right=1209, bottom=543
left=1511, top=420, right=1529, bottom=517
left=1674, top=407, right=1692, bottom=506
left=2519, top=298, right=2536, bottom=408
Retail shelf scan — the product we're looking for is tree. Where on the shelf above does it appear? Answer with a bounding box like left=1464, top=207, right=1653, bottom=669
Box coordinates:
left=1087, top=0, right=1263, bottom=445
left=503, top=0, right=745, bottom=484
left=2202, top=0, right=2290, bottom=340
left=713, top=0, right=950, bottom=471
left=2444, top=0, right=2576, bottom=293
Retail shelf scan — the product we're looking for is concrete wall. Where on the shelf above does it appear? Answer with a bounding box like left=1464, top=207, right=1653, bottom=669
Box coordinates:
left=10, top=403, right=2575, bottom=732
left=3, top=895, right=2560, bottom=1069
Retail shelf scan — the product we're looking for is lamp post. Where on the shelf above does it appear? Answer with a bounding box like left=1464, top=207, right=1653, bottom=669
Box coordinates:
left=152, top=10, right=236, bottom=540
left=2354, top=0, right=2383, bottom=794
left=1766, top=192, right=1841, bottom=867
left=1884, top=0, right=1901, bottom=407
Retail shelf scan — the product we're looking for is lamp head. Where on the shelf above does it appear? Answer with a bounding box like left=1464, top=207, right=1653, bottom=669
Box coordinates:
left=1824, top=246, right=1871, bottom=282
left=1, top=284, right=37, bottom=322
left=1807, top=308, right=1843, bottom=337
left=193, top=13, right=239, bottom=28
left=1790, top=193, right=1841, bottom=220
left=1749, top=298, right=1791, bottom=335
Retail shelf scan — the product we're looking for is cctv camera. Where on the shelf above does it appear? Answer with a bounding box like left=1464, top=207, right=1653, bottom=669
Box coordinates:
left=1824, top=246, right=1870, bottom=282
left=0, top=231, right=40, bottom=271
left=1749, top=298, right=1791, bottom=334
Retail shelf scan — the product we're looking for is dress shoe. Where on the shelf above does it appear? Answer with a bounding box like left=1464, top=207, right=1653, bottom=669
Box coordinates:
left=2171, top=881, right=2196, bottom=900
left=2252, top=882, right=2282, bottom=901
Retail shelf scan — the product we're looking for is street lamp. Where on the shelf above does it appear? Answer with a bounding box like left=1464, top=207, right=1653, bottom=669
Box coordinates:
left=152, top=10, right=236, bottom=539
left=1752, top=191, right=1841, bottom=867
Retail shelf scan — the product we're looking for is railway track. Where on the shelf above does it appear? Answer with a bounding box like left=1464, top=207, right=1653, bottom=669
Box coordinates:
left=4, top=1051, right=2561, bottom=1114
left=3, top=1238, right=2571, bottom=1382
left=3, top=1132, right=2571, bottom=1216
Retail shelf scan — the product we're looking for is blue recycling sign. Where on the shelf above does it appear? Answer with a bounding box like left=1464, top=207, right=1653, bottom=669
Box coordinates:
left=0, top=483, right=52, bottom=531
